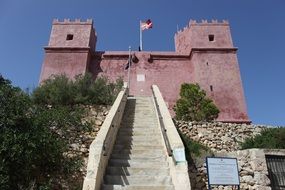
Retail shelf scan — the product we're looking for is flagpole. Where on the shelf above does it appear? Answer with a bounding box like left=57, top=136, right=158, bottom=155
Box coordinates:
left=128, top=46, right=131, bottom=88
left=140, top=20, right=143, bottom=51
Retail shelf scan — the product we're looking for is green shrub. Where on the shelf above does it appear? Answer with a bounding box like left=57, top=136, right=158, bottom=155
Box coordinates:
left=32, top=74, right=75, bottom=106
left=88, top=76, right=123, bottom=105
left=32, top=74, right=123, bottom=106
left=73, top=73, right=94, bottom=104
left=0, top=74, right=123, bottom=189
left=178, top=131, right=212, bottom=161
left=241, top=127, right=285, bottom=149
left=0, top=77, right=84, bottom=189
left=174, top=83, right=219, bottom=121
left=0, top=77, right=31, bottom=127
left=33, top=105, right=88, bottom=132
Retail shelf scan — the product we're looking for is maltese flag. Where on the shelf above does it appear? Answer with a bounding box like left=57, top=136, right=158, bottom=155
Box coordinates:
left=140, top=19, right=153, bottom=30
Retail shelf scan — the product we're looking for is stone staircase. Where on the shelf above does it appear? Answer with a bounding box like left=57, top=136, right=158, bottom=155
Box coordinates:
left=101, top=97, right=175, bottom=190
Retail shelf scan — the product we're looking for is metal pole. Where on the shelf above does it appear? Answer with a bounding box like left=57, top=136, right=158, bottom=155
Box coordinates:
left=140, top=20, right=142, bottom=50
left=128, top=46, right=131, bottom=89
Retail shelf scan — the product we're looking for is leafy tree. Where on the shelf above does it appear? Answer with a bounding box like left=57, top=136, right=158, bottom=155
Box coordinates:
left=241, top=127, right=285, bottom=149
left=174, top=83, right=219, bottom=121
left=0, top=77, right=82, bottom=189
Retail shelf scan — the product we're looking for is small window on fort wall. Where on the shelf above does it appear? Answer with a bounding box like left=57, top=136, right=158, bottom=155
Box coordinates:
left=66, top=34, right=74, bottom=41
left=210, top=85, right=213, bottom=91
left=208, top=35, right=215, bottom=42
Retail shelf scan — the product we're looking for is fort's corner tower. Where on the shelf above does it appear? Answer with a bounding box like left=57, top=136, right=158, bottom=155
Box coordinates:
left=175, top=20, right=249, bottom=122
left=39, top=19, right=96, bottom=82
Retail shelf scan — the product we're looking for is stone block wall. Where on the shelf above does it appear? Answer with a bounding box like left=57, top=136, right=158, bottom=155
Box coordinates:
left=175, top=121, right=284, bottom=190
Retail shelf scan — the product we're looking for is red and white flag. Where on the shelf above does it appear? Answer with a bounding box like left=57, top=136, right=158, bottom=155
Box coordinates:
left=140, top=19, right=153, bottom=30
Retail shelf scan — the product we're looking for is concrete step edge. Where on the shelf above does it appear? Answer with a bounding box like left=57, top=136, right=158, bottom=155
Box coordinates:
left=102, top=184, right=175, bottom=190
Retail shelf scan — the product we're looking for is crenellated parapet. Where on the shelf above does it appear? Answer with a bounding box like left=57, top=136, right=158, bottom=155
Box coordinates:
left=52, top=18, right=93, bottom=25
left=176, top=19, right=229, bottom=35
left=188, top=19, right=229, bottom=25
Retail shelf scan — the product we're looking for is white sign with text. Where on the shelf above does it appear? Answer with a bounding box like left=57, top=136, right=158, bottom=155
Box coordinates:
left=206, top=157, right=240, bottom=185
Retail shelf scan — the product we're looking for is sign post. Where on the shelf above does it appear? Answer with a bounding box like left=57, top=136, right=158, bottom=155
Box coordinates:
left=206, top=157, right=240, bottom=190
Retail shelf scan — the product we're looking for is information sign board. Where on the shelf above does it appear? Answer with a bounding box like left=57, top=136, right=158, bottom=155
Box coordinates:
left=206, top=157, right=240, bottom=186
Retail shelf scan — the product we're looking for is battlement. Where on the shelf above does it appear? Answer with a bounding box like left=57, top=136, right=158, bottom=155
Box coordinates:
left=52, top=18, right=93, bottom=25
left=176, top=19, right=229, bottom=35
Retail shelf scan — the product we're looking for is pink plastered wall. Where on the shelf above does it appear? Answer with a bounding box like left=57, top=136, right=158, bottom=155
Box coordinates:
left=89, top=51, right=194, bottom=104
left=39, top=50, right=90, bottom=82
left=191, top=51, right=249, bottom=122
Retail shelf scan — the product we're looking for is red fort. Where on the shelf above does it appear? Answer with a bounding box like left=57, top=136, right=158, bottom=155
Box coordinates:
left=39, top=18, right=250, bottom=123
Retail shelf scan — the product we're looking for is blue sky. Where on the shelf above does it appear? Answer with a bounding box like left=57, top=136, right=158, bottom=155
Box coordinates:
left=0, top=0, right=284, bottom=125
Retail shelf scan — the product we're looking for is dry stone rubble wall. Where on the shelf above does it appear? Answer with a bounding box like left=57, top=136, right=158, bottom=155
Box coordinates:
left=175, top=121, right=279, bottom=190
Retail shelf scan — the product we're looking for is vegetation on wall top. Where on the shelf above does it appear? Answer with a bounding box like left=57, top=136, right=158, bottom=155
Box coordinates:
left=241, top=127, right=285, bottom=149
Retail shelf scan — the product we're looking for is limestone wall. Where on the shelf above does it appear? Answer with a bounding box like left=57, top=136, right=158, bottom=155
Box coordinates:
left=175, top=121, right=283, bottom=190
left=175, top=121, right=266, bottom=152
left=53, top=105, right=109, bottom=175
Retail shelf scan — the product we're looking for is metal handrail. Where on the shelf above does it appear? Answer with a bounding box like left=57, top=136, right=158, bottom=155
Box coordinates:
left=152, top=91, right=172, bottom=157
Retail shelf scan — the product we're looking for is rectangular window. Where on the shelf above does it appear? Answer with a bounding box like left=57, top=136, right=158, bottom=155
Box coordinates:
left=210, top=85, right=213, bottom=91
left=266, top=155, right=285, bottom=189
left=66, top=34, right=74, bottom=41
left=208, top=35, right=214, bottom=42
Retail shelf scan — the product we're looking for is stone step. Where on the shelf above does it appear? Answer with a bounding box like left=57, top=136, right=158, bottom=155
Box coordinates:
left=102, top=184, right=175, bottom=190
left=131, top=101, right=152, bottom=104
left=117, top=131, right=160, bottom=137
left=113, top=144, right=164, bottom=151
left=133, top=107, right=153, bottom=110
left=118, top=130, right=160, bottom=134
left=122, top=116, right=155, bottom=119
left=117, top=131, right=161, bottom=136
left=114, top=140, right=164, bottom=147
left=119, top=128, right=160, bottom=133
left=115, top=135, right=161, bottom=141
left=121, top=120, right=157, bottom=124
left=111, top=153, right=167, bottom=160
left=121, top=120, right=157, bottom=123
left=109, top=159, right=169, bottom=168
left=115, top=136, right=162, bottom=142
left=105, top=167, right=170, bottom=176
left=115, top=137, right=162, bottom=143
left=104, top=175, right=172, bottom=186
left=132, top=112, right=155, bottom=115
left=120, top=126, right=158, bottom=130
left=124, top=105, right=153, bottom=108
left=122, top=114, right=156, bottom=117
left=123, top=110, right=154, bottom=113
left=134, top=111, right=154, bottom=113
left=120, top=124, right=158, bottom=129
left=112, top=148, right=165, bottom=155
